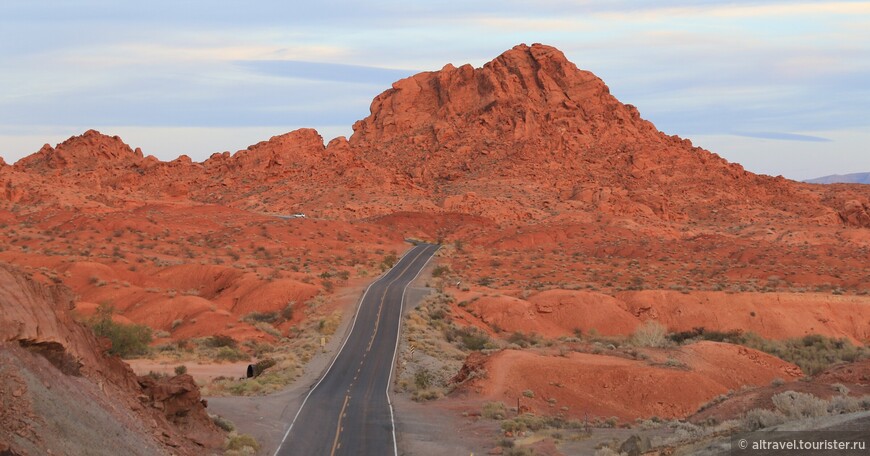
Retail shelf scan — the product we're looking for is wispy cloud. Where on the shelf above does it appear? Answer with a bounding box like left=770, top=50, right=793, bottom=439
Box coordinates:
left=238, top=60, right=416, bottom=85
left=732, top=131, right=832, bottom=142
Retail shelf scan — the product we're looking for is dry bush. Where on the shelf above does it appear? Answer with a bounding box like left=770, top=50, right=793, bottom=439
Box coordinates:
left=771, top=391, right=828, bottom=419
left=742, top=408, right=787, bottom=431
left=631, top=320, right=668, bottom=348
left=482, top=401, right=508, bottom=420
left=828, top=395, right=862, bottom=415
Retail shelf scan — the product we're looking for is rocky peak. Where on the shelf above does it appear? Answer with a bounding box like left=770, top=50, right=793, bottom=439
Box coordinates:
left=225, top=128, right=326, bottom=171
left=346, top=43, right=675, bottom=189
left=350, top=43, right=655, bottom=152
left=15, top=129, right=144, bottom=172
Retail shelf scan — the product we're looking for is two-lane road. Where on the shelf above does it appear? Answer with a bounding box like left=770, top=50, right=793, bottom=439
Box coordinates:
left=275, top=243, right=439, bottom=456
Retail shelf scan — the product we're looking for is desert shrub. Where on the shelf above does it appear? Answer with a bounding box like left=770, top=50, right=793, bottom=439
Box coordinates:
left=254, top=322, right=282, bottom=338
left=241, top=312, right=278, bottom=324
left=742, top=408, right=786, bottom=431
left=501, top=419, right=527, bottom=434
left=508, top=332, right=540, bottom=348
left=206, top=334, right=238, bottom=348
left=668, top=327, right=743, bottom=344
left=86, top=304, right=152, bottom=358
left=828, top=395, right=862, bottom=414
left=210, top=414, right=235, bottom=432
left=497, top=437, right=515, bottom=448
left=515, top=413, right=549, bottom=431
left=445, top=326, right=492, bottom=351
left=431, top=265, right=450, bottom=278
left=381, top=253, right=398, bottom=270
left=215, top=346, right=249, bottom=362
left=225, top=432, right=259, bottom=453
left=664, top=357, right=687, bottom=368
left=522, top=389, right=535, bottom=398
left=174, top=365, right=188, bottom=375
left=831, top=383, right=850, bottom=395
left=145, top=370, right=168, bottom=380
left=414, top=368, right=434, bottom=390
left=631, top=320, right=668, bottom=348
left=740, top=333, right=868, bottom=376
left=771, top=391, right=828, bottom=419
left=412, top=389, right=442, bottom=401
left=317, top=312, right=341, bottom=335
left=281, top=302, right=295, bottom=321
left=482, top=401, right=508, bottom=420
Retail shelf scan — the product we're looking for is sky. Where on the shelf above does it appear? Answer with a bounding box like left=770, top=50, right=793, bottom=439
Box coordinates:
left=1, top=1, right=868, bottom=180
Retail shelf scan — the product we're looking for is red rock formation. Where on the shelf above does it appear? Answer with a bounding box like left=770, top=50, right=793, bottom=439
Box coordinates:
left=343, top=43, right=858, bottom=225
left=5, top=44, right=868, bottom=227
left=839, top=199, right=870, bottom=228
left=0, top=262, right=224, bottom=455
left=15, top=129, right=144, bottom=172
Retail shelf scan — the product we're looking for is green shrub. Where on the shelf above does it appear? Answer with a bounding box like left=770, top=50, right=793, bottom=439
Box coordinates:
left=174, top=365, right=188, bottom=375
left=210, top=414, right=235, bottom=432
left=445, top=326, right=492, bottom=351
left=508, top=332, right=541, bottom=348
left=86, top=304, right=152, bottom=358
left=668, top=327, right=744, bottom=344
left=215, top=346, right=249, bottom=362
left=740, top=333, right=868, bottom=376
left=206, top=334, right=237, bottom=348
left=414, top=368, right=434, bottom=390
left=241, top=312, right=278, bottom=324
left=432, top=265, right=450, bottom=278
left=482, top=401, right=507, bottom=420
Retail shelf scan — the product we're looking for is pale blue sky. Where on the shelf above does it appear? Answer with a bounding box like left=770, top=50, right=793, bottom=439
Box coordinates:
left=1, top=1, right=868, bottom=180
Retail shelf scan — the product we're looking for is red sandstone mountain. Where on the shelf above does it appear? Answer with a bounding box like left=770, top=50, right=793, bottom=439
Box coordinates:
left=16, top=129, right=146, bottom=172
left=6, top=44, right=869, bottom=227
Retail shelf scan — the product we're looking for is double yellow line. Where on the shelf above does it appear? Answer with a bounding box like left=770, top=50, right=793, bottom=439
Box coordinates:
left=328, top=246, right=431, bottom=456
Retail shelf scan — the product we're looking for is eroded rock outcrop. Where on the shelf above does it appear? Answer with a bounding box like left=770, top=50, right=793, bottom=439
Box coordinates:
left=0, top=263, right=224, bottom=455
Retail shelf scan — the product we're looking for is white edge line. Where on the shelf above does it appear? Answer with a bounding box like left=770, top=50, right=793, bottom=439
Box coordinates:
left=387, top=244, right=439, bottom=456
left=273, top=243, right=428, bottom=456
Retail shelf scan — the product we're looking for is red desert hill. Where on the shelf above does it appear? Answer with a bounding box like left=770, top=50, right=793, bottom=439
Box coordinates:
left=5, top=43, right=870, bottom=227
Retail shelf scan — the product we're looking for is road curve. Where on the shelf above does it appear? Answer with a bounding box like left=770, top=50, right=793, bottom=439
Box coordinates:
left=275, top=243, right=439, bottom=456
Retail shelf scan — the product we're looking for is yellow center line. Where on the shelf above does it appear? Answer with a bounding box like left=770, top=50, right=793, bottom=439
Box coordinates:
left=365, top=246, right=429, bottom=352
left=329, top=394, right=351, bottom=456
left=328, top=245, right=431, bottom=455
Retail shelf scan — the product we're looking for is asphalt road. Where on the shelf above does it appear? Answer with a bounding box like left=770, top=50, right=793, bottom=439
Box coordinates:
left=274, top=243, right=439, bottom=456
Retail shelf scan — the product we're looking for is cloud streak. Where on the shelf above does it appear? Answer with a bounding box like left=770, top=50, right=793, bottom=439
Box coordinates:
left=238, top=60, right=416, bottom=85
left=732, top=131, right=832, bottom=142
